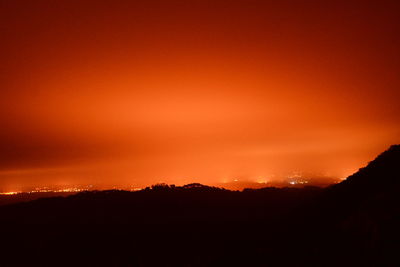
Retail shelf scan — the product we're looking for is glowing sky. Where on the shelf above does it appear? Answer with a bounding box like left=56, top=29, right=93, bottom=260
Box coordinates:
left=1, top=0, right=399, bottom=190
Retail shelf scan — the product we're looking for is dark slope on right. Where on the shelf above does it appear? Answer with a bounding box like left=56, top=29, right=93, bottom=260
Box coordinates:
left=309, top=144, right=400, bottom=266
left=330, top=144, right=400, bottom=196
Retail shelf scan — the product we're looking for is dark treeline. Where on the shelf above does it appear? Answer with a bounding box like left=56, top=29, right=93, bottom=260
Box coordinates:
left=0, top=145, right=399, bottom=266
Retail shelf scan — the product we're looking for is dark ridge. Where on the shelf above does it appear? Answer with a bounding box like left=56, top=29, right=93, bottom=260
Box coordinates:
left=321, top=144, right=400, bottom=213
left=0, top=145, right=398, bottom=266
left=331, top=144, right=400, bottom=192
left=308, top=145, right=400, bottom=267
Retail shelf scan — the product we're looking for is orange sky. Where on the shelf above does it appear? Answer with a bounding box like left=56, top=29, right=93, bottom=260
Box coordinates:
left=1, top=0, right=399, bottom=191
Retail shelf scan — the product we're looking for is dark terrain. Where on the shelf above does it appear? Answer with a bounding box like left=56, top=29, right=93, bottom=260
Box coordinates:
left=0, top=145, right=399, bottom=266
left=0, top=192, right=78, bottom=206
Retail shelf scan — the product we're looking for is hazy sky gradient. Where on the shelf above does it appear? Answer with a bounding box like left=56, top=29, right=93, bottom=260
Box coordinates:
left=1, top=0, right=399, bottom=190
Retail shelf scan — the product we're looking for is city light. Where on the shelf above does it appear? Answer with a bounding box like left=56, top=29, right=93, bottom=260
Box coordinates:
left=0, top=192, right=20, bottom=195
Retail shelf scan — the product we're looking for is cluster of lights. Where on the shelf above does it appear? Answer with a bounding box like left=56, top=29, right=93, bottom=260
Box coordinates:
left=28, top=188, right=88, bottom=193
left=130, top=188, right=142, bottom=191
left=0, top=191, right=21, bottom=195
left=286, top=172, right=310, bottom=185
left=0, top=185, right=145, bottom=195
left=288, top=180, right=309, bottom=185
left=0, top=186, right=94, bottom=195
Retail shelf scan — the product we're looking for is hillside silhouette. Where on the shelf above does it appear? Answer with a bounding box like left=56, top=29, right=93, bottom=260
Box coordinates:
left=0, top=145, right=399, bottom=266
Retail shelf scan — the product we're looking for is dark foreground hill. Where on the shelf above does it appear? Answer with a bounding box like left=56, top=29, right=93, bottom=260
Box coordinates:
left=0, top=145, right=399, bottom=266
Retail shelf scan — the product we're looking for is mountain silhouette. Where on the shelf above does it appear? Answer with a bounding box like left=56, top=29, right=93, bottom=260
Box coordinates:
left=0, top=145, right=398, bottom=266
left=309, top=144, right=400, bottom=266
left=319, top=144, right=400, bottom=219
left=330, top=144, right=400, bottom=194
